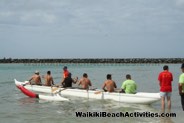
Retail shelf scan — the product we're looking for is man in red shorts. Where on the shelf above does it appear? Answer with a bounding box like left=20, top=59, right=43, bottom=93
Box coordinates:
left=158, top=65, right=173, bottom=110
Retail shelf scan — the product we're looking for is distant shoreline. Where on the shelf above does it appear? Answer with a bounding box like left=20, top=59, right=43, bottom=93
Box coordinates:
left=0, top=58, right=184, bottom=63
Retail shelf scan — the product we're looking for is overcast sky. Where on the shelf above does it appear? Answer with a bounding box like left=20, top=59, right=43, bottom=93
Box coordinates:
left=0, top=0, right=184, bottom=58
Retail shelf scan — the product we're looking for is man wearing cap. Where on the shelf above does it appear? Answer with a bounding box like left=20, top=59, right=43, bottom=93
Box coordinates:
left=178, top=63, right=184, bottom=111
left=29, top=71, right=42, bottom=85
left=61, top=66, right=70, bottom=84
left=61, top=73, right=78, bottom=88
left=63, top=66, right=69, bottom=79
left=158, top=65, right=173, bottom=110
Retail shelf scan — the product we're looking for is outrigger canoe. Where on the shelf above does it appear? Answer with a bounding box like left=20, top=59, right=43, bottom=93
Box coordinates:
left=15, top=80, right=69, bottom=102
left=14, top=79, right=160, bottom=105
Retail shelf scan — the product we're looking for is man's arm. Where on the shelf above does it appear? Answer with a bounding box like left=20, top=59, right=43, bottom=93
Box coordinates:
left=178, top=83, right=184, bottom=96
left=179, top=83, right=183, bottom=94
left=171, top=73, right=173, bottom=81
left=78, top=79, right=82, bottom=86
left=89, top=80, right=92, bottom=86
left=29, top=76, right=33, bottom=81
left=114, top=81, right=117, bottom=88
left=158, top=73, right=162, bottom=86
left=122, top=82, right=126, bottom=90
left=29, top=76, right=33, bottom=84
left=38, top=76, right=42, bottom=85
left=72, top=77, right=78, bottom=84
left=51, top=77, right=54, bottom=85
left=61, top=78, right=65, bottom=86
left=102, top=82, right=107, bottom=92
left=179, top=74, right=184, bottom=95
left=135, top=83, right=137, bottom=90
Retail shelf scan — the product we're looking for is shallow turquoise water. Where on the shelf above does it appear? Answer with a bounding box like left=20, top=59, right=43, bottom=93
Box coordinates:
left=0, top=63, right=182, bottom=123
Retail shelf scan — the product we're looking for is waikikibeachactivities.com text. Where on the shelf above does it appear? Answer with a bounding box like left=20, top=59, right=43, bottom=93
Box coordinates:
left=75, top=112, right=176, bottom=118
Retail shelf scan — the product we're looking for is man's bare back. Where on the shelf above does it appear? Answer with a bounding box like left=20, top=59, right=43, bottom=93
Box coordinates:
left=102, top=80, right=117, bottom=92
left=29, top=72, right=42, bottom=85
left=102, top=74, right=117, bottom=92
left=79, top=73, right=92, bottom=89
left=79, top=78, right=91, bottom=89
left=43, top=71, right=54, bottom=86
left=44, top=75, right=54, bottom=86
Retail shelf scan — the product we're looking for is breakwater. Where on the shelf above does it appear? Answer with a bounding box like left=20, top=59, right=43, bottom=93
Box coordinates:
left=0, top=58, right=184, bottom=63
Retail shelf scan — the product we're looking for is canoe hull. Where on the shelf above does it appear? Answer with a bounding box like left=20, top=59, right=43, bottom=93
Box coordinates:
left=15, top=79, right=160, bottom=104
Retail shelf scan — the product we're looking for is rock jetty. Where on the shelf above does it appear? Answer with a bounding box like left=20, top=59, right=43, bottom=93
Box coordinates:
left=0, top=58, right=184, bottom=63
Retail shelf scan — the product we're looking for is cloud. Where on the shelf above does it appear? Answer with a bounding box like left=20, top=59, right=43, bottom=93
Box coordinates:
left=0, top=0, right=61, bottom=26
left=1, top=0, right=183, bottom=35
left=0, top=0, right=184, bottom=58
left=176, top=0, right=184, bottom=6
left=20, top=11, right=57, bottom=24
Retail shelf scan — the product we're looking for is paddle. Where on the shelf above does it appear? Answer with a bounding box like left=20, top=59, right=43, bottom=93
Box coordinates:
left=94, top=90, right=105, bottom=94
left=94, top=88, right=123, bottom=94
left=20, top=81, right=30, bottom=86
left=51, top=86, right=67, bottom=94
left=51, top=86, right=59, bottom=93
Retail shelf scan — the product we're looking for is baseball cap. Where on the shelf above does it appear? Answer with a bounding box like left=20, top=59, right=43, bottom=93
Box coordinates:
left=35, top=70, right=39, bottom=74
left=63, top=66, right=67, bottom=69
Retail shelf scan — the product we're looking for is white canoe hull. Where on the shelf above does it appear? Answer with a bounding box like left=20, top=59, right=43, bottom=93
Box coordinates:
left=15, top=79, right=160, bottom=105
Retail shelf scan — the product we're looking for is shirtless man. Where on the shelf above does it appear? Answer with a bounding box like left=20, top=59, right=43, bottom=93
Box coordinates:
left=43, top=71, right=54, bottom=86
left=78, top=73, right=92, bottom=89
left=102, top=74, right=117, bottom=92
left=29, top=71, right=42, bottom=85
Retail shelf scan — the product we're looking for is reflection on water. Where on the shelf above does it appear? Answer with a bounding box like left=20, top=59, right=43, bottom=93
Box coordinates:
left=160, top=116, right=174, bottom=123
left=18, top=97, right=39, bottom=105
left=15, top=96, right=170, bottom=123
left=159, top=109, right=175, bottom=123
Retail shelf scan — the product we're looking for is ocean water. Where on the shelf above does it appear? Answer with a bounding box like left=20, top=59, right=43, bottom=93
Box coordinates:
left=0, top=63, right=183, bottom=123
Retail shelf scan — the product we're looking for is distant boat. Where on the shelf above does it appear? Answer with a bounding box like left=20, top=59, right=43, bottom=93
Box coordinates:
left=14, top=79, right=160, bottom=105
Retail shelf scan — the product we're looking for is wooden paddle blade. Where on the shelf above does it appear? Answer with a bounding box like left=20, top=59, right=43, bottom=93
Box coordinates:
left=94, top=91, right=102, bottom=94
left=51, top=87, right=59, bottom=93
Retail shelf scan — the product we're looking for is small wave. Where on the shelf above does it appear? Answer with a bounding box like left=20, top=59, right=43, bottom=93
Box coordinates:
left=0, top=80, right=14, bottom=85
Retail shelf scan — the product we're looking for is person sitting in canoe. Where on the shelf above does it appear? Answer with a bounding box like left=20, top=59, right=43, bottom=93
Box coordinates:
left=78, top=73, right=92, bottom=89
left=43, top=71, right=54, bottom=86
left=121, top=74, right=137, bottom=94
left=29, top=70, right=42, bottom=85
left=61, top=66, right=70, bottom=83
left=61, top=73, right=78, bottom=88
left=102, top=74, right=117, bottom=92
left=63, top=66, right=69, bottom=79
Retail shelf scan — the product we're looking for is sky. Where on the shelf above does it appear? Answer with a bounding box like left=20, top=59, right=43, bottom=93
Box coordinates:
left=0, top=0, right=184, bottom=58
